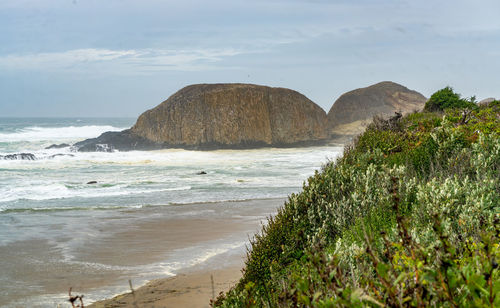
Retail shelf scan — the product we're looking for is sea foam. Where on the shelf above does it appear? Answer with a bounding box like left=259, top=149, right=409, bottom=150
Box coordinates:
left=0, top=125, right=125, bottom=142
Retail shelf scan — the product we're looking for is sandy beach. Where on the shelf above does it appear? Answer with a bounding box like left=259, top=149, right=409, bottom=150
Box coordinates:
left=1, top=198, right=284, bottom=307
left=85, top=200, right=282, bottom=308
left=89, top=262, right=243, bottom=308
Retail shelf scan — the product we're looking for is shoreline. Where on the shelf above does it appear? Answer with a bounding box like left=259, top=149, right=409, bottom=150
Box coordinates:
left=88, top=255, right=244, bottom=308
left=1, top=198, right=285, bottom=307
left=76, top=198, right=285, bottom=308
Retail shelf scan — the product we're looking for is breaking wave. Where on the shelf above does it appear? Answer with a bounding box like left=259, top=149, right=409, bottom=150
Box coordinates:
left=0, top=125, right=125, bottom=142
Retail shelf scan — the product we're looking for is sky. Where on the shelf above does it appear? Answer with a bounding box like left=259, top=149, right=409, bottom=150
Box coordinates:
left=0, top=0, right=499, bottom=117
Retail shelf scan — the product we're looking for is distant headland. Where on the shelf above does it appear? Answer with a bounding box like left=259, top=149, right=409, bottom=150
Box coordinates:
left=74, top=81, right=427, bottom=151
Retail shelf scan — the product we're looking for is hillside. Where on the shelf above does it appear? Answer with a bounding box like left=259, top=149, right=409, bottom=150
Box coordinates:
left=215, top=88, right=499, bottom=307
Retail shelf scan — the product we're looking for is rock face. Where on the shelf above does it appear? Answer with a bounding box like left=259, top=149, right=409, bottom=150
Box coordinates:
left=132, top=84, right=328, bottom=148
left=76, top=84, right=328, bottom=151
left=478, top=98, right=497, bottom=107
left=327, top=81, right=427, bottom=136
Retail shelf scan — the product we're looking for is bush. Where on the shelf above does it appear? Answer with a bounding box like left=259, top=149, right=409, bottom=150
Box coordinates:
left=215, top=94, right=500, bottom=307
left=424, top=86, right=477, bottom=112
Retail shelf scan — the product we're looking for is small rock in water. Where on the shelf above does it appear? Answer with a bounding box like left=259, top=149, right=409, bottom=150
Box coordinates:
left=45, top=143, right=70, bottom=149
left=87, top=181, right=98, bottom=184
left=48, top=153, right=75, bottom=159
left=197, top=171, right=207, bottom=175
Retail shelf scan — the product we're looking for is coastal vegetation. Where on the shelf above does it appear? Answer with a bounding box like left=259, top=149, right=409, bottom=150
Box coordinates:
left=214, top=88, right=500, bottom=307
left=424, top=86, right=477, bottom=112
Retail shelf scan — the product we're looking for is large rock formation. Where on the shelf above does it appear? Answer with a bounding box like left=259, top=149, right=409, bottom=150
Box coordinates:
left=75, top=84, right=328, bottom=151
left=478, top=97, right=497, bottom=107
left=327, top=81, right=427, bottom=136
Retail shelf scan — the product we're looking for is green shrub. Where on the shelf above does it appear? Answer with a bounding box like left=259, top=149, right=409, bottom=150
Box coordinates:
left=215, top=91, right=500, bottom=307
left=268, top=214, right=500, bottom=308
left=424, top=86, right=477, bottom=112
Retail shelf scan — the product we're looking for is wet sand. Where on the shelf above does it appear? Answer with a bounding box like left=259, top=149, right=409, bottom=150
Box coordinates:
left=0, top=198, right=283, bottom=307
left=87, top=199, right=285, bottom=307
left=89, top=261, right=243, bottom=308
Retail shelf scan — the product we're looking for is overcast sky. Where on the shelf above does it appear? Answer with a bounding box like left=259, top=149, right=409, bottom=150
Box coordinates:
left=1, top=0, right=499, bottom=117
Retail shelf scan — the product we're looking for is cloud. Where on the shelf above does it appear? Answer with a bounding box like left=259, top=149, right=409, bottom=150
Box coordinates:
left=0, top=48, right=246, bottom=73
left=125, top=48, right=245, bottom=71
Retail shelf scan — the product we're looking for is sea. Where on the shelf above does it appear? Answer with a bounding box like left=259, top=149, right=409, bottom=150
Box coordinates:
left=0, top=118, right=343, bottom=307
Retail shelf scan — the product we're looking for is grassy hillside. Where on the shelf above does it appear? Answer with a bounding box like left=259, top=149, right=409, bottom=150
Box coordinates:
left=214, top=88, right=499, bottom=307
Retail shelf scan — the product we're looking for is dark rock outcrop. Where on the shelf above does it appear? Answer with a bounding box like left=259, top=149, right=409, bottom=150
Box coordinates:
left=74, top=129, right=163, bottom=152
left=76, top=84, right=328, bottom=151
left=327, top=81, right=427, bottom=136
left=0, top=153, right=76, bottom=160
left=0, top=153, right=36, bottom=160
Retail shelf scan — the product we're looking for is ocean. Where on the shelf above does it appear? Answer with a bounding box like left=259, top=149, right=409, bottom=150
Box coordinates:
left=0, top=118, right=343, bottom=307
